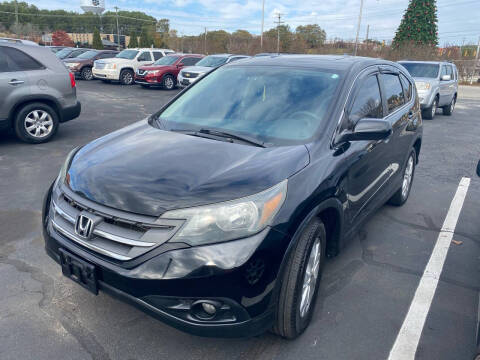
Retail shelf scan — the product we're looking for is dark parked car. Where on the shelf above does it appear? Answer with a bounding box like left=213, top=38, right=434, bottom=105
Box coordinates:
left=0, top=42, right=81, bottom=143
left=135, top=54, right=204, bottom=89
left=56, top=48, right=90, bottom=60
left=64, top=50, right=119, bottom=80
left=43, top=55, right=422, bottom=338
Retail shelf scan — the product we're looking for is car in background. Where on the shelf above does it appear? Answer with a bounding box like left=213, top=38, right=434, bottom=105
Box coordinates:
left=47, top=46, right=67, bottom=53
left=92, top=48, right=175, bottom=85
left=177, top=54, right=250, bottom=87
left=0, top=37, right=38, bottom=46
left=135, top=54, right=204, bottom=90
left=56, top=47, right=91, bottom=60
left=0, top=43, right=81, bottom=143
left=64, top=49, right=119, bottom=81
left=43, top=55, right=422, bottom=339
left=398, top=60, right=458, bottom=119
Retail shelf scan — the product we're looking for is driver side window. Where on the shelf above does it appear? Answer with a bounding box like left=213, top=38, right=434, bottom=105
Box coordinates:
left=350, top=75, right=383, bottom=121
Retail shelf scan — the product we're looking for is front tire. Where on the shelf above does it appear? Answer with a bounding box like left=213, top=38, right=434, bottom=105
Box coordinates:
left=423, top=97, right=438, bottom=120
left=81, top=67, right=93, bottom=81
left=120, top=69, right=134, bottom=85
left=14, top=102, right=59, bottom=144
left=163, top=75, right=175, bottom=90
left=388, top=149, right=416, bottom=206
left=272, top=218, right=326, bottom=339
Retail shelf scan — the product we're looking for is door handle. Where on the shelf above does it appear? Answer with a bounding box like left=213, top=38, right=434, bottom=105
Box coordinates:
left=9, top=79, right=24, bottom=85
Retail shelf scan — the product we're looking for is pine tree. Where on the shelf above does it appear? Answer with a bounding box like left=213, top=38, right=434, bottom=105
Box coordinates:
left=92, top=27, right=104, bottom=50
left=393, top=0, right=438, bottom=48
left=128, top=31, right=138, bottom=48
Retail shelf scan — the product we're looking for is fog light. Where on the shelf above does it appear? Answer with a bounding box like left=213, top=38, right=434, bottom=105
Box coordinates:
left=202, top=302, right=216, bottom=315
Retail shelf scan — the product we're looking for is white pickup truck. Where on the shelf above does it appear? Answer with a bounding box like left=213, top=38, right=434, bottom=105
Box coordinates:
left=92, top=48, right=174, bottom=85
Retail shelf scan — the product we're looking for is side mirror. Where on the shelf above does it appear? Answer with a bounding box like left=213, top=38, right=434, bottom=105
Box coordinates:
left=441, top=74, right=451, bottom=81
left=177, top=63, right=184, bottom=68
left=477, top=160, right=480, bottom=177
left=338, top=118, right=392, bottom=143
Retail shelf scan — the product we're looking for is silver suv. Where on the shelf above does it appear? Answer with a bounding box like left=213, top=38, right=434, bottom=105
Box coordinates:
left=399, top=61, right=458, bottom=119
left=0, top=43, right=81, bottom=143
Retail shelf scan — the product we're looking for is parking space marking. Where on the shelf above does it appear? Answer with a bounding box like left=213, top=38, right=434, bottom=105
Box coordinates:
left=388, top=177, right=471, bottom=360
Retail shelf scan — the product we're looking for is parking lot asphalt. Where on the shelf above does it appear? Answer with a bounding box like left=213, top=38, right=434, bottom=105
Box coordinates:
left=0, top=81, right=479, bottom=360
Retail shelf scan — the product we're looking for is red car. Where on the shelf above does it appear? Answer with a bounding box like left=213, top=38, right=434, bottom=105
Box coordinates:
left=135, top=54, right=204, bottom=90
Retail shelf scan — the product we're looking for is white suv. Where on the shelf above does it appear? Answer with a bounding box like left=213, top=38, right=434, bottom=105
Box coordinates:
left=93, top=48, right=174, bottom=85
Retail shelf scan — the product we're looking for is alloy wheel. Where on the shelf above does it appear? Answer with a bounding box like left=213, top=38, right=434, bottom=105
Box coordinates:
left=24, top=110, right=53, bottom=138
left=431, top=99, right=437, bottom=118
left=83, top=68, right=93, bottom=80
left=450, top=98, right=455, bottom=113
left=299, top=237, right=321, bottom=318
left=165, top=76, right=174, bottom=89
left=123, top=72, right=133, bottom=85
left=402, top=155, right=414, bottom=199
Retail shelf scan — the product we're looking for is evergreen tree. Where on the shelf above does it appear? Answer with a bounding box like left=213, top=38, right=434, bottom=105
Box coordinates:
left=92, top=27, right=103, bottom=49
left=128, top=31, right=138, bottom=48
left=393, top=0, right=438, bottom=47
left=139, top=27, right=153, bottom=48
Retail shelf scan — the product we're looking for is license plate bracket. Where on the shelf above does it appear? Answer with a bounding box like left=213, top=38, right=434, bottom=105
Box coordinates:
left=59, top=248, right=98, bottom=295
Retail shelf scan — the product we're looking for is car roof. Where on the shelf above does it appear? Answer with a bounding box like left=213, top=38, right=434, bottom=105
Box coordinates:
left=128, top=48, right=174, bottom=51
left=227, top=54, right=395, bottom=72
left=0, top=37, right=38, bottom=46
left=398, top=60, right=454, bottom=65
left=0, top=42, right=68, bottom=71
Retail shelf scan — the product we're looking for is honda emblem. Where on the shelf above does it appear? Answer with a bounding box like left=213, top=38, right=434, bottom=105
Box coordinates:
left=75, top=214, right=94, bottom=239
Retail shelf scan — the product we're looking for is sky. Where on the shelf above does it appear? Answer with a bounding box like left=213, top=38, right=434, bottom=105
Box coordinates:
left=35, top=0, right=478, bottom=45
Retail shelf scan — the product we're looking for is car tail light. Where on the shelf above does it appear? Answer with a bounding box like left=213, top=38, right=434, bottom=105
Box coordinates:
left=69, top=72, right=76, bottom=88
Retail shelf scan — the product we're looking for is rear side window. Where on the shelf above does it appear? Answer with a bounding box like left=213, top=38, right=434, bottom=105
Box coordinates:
left=138, top=52, right=152, bottom=61
left=400, top=74, right=412, bottom=102
left=0, top=48, right=11, bottom=72
left=350, top=75, right=383, bottom=121
left=383, top=74, right=405, bottom=113
left=153, top=52, right=163, bottom=61
left=1, top=47, right=43, bottom=71
left=441, top=65, right=448, bottom=77
left=181, top=57, right=200, bottom=66
left=446, top=65, right=453, bottom=78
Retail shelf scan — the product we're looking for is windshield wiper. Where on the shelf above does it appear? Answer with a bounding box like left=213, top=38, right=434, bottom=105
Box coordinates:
left=169, top=128, right=266, bottom=148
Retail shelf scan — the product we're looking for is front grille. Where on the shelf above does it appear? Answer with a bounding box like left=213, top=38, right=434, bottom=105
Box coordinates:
left=182, top=72, right=199, bottom=79
left=95, top=62, right=106, bottom=70
left=50, top=187, right=183, bottom=261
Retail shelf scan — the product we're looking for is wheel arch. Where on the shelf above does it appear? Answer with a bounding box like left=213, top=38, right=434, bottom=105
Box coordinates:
left=8, top=96, right=61, bottom=125
left=413, top=137, right=422, bottom=164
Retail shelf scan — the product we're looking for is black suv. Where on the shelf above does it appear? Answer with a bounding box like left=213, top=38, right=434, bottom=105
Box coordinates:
left=43, top=55, right=422, bottom=339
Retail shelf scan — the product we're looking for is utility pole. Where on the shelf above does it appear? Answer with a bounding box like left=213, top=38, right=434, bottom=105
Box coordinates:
left=260, top=0, right=265, bottom=50
left=365, top=24, right=369, bottom=43
left=14, top=0, right=18, bottom=33
left=470, top=36, right=480, bottom=85
left=204, top=27, right=207, bottom=54
left=114, top=6, right=120, bottom=50
left=353, top=0, right=364, bottom=56
left=274, top=13, right=284, bottom=54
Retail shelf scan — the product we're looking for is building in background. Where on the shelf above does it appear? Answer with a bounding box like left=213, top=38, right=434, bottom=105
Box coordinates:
left=67, top=33, right=137, bottom=49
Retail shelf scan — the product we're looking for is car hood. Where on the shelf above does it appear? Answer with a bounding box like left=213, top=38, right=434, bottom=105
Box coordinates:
left=181, top=66, right=213, bottom=74
left=64, top=57, right=89, bottom=64
left=67, top=121, right=310, bottom=217
left=139, top=65, right=172, bottom=71
left=96, top=57, right=132, bottom=65
left=412, top=77, right=438, bottom=84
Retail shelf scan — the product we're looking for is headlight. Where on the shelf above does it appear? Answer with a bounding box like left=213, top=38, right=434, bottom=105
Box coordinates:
left=67, top=62, right=79, bottom=68
left=147, top=70, right=161, bottom=75
left=415, top=82, right=431, bottom=91
left=161, top=180, right=288, bottom=246
left=54, top=147, right=80, bottom=188
left=106, top=63, right=117, bottom=70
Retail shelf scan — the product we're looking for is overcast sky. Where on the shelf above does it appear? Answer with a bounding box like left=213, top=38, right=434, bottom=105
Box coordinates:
left=37, top=0, right=477, bottom=45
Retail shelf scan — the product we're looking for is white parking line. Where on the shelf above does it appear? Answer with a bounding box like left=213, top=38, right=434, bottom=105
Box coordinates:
left=388, top=177, right=471, bottom=360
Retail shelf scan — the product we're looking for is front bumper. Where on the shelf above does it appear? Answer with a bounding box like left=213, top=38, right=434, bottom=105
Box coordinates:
left=42, top=184, right=289, bottom=337
left=177, top=74, right=200, bottom=88
left=93, top=68, right=120, bottom=81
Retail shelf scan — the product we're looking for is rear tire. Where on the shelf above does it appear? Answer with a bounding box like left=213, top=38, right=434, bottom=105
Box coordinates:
left=272, top=218, right=326, bottom=339
left=388, top=149, right=416, bottom=206
left=14, top=102, right=59, bottom=144
left=120, top=69, right=134, bottom=85
left=423, top=97, right=438, bottom=120
left=442, top=96, right=456, bottom=116
left=81, top=67, right=93, bottom=81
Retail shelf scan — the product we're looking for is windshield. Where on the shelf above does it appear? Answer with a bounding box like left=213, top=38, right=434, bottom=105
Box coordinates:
left=154, top=56, right=180, bottom=65
left=77, top=50, right=98, bottom=59
left=56, top=48, right=72, bottom=58
left=116, top=50, right=139, bottom=59
left=400, top=63, right=440, bottom=78
left=157, top=66, right=343, bottom=145
left=196, top=56, right=228, bottom=68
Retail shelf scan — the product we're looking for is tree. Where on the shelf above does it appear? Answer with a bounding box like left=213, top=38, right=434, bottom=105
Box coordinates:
left=52, top=30, right=74, bottom=46
left=392, top=0, right=438, bottom=47
left=139, top=25, right=154, bottom=47
left=154, top=18, right=170, bottom=48
left=296, top=24, right=326, bottom=48
left=92, top=27, right=103, bottom=49
left=128, top=30, right=138, bottom=48
left=265, top=25, right=293, bottom=53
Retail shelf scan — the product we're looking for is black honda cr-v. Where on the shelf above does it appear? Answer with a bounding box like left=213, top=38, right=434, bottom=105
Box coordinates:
left=43, top=55, right=422, bottom=339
